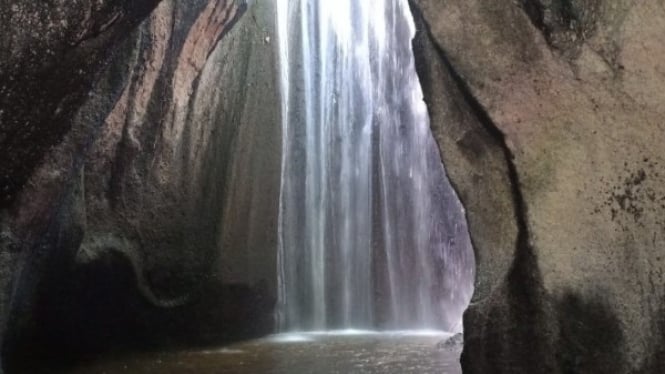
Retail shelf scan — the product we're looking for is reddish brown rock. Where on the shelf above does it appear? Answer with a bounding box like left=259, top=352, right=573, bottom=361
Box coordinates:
left=1, top=0, right=282, bottom=371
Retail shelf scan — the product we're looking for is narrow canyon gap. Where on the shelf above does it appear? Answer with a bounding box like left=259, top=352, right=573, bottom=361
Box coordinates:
left=276, top=0, right=475, bottom=332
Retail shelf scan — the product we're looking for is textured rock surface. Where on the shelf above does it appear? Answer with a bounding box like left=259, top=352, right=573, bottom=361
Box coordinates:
left=0, top=0, right=163, bottom=207
left=411, top=0, right=665, bottom=373
left=1, top=0, right=281, bottom=371
left=3, top=0, right=664, bottom=373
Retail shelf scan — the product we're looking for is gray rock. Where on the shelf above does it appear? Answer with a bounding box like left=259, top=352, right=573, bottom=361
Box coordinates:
left=437, top=333, right=464, bottom=350
left=412, top=0, right=665, bottom=372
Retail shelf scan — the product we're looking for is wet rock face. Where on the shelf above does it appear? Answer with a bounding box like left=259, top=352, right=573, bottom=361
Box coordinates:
left=0, top=0, right=162, bottom=207
left=1, top=0, right=280, bottom=370
left=411, top=0, right=665, bottom=373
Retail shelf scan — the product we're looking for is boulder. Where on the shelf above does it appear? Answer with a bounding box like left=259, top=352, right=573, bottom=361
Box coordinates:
left=411, top=0, right=665, bottom=372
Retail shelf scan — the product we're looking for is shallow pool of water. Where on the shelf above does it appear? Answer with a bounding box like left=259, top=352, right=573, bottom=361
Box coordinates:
left=62, top=331, right=462, bottom=373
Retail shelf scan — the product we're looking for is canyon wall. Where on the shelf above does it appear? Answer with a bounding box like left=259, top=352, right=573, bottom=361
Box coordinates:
left=411, top=0, right=665, bottom=373
left=0, top=0, right=162, bottom=208
left=3, top=0, right=665, bottom=373
left=0, top=0, right=281, bottom=371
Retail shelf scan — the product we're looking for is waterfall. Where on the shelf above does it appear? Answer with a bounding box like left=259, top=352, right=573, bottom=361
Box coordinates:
left=276, top=0, right=474, bottom=332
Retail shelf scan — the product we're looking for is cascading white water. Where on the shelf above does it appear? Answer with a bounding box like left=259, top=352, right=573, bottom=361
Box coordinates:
left=276, top=0, right=474, bottom=332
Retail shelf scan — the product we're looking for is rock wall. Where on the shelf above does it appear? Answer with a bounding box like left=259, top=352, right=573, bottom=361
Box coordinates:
left=4, top=0, right=664, bottom=373
left=0, top=0, right=281, bottom=371
left=0, top=0, right=163, bottom=207
left=411, top=0, right=665, bottom=373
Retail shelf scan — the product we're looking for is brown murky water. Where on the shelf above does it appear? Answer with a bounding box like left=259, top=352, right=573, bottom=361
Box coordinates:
left=63, top=332, right=462, bottom=374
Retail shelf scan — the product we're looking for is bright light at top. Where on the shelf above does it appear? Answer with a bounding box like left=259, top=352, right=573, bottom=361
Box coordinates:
left=318, top=0, right=415, bottom=56
left=320, top=1, right=385, bottom=47
left=320, top=1, right=354, bottom=43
